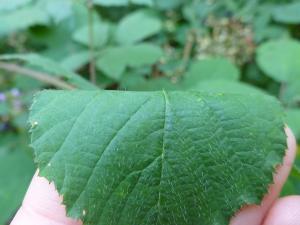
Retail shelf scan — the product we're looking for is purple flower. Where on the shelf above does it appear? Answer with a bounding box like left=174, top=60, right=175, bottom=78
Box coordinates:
left=10, top=88, right=20, bottom=97
left=0, top=93, right=6, bottom=102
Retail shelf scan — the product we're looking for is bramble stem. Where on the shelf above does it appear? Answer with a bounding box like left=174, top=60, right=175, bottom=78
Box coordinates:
left=87, top=0, right=96, bottom=84
left=0, top=61, right=75, bottom=90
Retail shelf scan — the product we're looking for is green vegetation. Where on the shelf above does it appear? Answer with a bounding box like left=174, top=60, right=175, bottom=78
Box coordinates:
left=1, top=0, right=300, bottom=224
left=30, top=90, right=286, bottom=225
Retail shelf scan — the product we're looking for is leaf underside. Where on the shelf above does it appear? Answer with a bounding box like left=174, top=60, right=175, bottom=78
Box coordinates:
left=29, top=90, right=286, bottom=225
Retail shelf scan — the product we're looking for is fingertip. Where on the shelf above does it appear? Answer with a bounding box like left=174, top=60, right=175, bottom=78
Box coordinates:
left=263, top=196, right=300, bottom=225
left=269, top=127, right=297, bottom=197
left=10, top=171, right=82, bottom=225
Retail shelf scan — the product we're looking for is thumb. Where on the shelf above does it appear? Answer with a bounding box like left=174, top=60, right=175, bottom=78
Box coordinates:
left=10, top=171, right=82, bottom=225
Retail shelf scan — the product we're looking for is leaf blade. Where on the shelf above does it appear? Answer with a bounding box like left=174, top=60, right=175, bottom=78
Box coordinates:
left=30, top=90, right=286, bottom=225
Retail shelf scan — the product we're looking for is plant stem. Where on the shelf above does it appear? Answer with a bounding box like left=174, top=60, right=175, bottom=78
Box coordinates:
left=0, top=61, right=75, bottom=90
left=182, top=30, right=195, bottom=65
left=87, top=0, right=96, bottom=84
left=174, top=29, right=195, bottom=79
left=278, top=82, right=287, bottom=105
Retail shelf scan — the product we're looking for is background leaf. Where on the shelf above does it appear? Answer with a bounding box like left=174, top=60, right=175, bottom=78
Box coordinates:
left=256, top=39, right=300, bottom=82
left=187, top=80, right=265, bottom=95
left=184, top=57, right=240, bottom=86
left=96, top=44, right=163, bottom=80
left=0, top=54, right=97, bottom=90
left=115, top=9, right=162, bottom=45
left=285, top=109, right=300, bottom=140
left=73, top=22, right=110, bottom=48
left=0, top=133, right=35, bottom=225
left=0, top=0, right=32, bottom=12
left=94, top=0, right=153, bottom=7
left=0, top=4, right=50, bottom=36
left=272, top=2, right=300, bottom=24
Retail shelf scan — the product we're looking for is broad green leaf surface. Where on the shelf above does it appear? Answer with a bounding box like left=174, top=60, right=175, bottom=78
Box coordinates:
left=96, top=44, right=163, bottom=80
left=0, top=4, right=50, bottom=36
left=184, top=58, right=240, bottom=85
left=121, top=77, right=180, bottom=91
left=256, top=39, right=300, bottom=82
left=41, top=0, right=73, bottom=24
left=61, top=51, right=90, bottom=72
left=153, top=0, right=184, bottom=10
left=93, top=0, right=129, bottom=6
left=94, top=0, right=153, bottom=7
left=0, top=54, right=97, bottom=90
left=131, top=0, right=153, bottom=6
left=115, top=10, right=162, bottom=45
left=272, top=2, right=300, bottom=24
left=188, top=80, right=265, bottom=95
left=73, top=23, right=110, bottom=48
left=254, top=25, right=289, bottom=43
left=30, top=90, right=286, bottom=225
left=0, top=0, right=32, bottom=12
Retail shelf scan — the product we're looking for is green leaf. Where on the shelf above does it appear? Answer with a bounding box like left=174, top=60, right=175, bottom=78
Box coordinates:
left=0, top=133, right=35, bottom=224
left=188, top=80, right=266, bottom=95
left=93, top=0, right=153, bottom=6
left=121, top=78, right=265, bottom=95
left=42, top=0, right=73, bottom=24
left=184, top=58, right=240, bottom=86
left=282, top=149, right=300, bottom=196
left=254, top=25, right=289, bottom=43
left=285, top=109, right=300, bottom=140
left=0, top=0, right=32, bottom=12
left=280, top=78, right=300, bottom=107
left=0, top=102, right=10, bottom=116
left=96, top=44, right=163, bottom=80
left=131, top=0, right=153, bottom=6
left=0, top=4, right=50, bottom=36
left=256, top=39, right=300, bottom=82
left=73, top=23, right=110, bottom=48
left=116, top=9, right=162, bottom=45
left=30, top=90, right=286, bottom=225
left=153, top=0, right=184, bottom=10
left=0, top=54, right=97, bottom=90
left=121, top=77, right=180, bottom=91
left=60, top=51, right=90, bottom=72
left=272, top=2, right=300, bottom=24
left=93, top=0, right=128, bottom=6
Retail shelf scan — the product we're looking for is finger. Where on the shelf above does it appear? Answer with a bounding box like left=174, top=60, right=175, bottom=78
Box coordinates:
left=10, top=171, right=82, bottom=225
left=263, top=196, right=300, bottom=225
left=230, top=127, right=297, bottom=225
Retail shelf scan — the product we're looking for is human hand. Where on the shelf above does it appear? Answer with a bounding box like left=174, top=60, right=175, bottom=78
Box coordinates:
left=11, top=127, right=300, bottom=225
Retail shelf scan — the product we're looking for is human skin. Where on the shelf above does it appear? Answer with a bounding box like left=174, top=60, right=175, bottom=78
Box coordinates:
left=11, top=127, right=300, bottom=225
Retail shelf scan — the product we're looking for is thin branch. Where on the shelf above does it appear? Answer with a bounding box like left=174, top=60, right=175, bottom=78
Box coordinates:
left=0, top=61, right=75, bottom=90
left=87, top=0, right=96, bottom=84
left=278, top=82, right=287, bottom=105
left=182, top=30, right=195, bottom=64
left=174, top=29, right=195, bottom=79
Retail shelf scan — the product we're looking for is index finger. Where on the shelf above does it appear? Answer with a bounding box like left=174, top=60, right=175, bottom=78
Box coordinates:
left=10, top=171, right=82, bottom=225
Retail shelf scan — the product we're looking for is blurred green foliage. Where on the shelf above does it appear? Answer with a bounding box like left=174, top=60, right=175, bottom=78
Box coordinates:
left=1, top=0, right=300, bottom=223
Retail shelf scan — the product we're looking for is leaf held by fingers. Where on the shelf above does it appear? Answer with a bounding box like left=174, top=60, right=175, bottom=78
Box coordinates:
left=29, top=90, right=286, bottom=225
